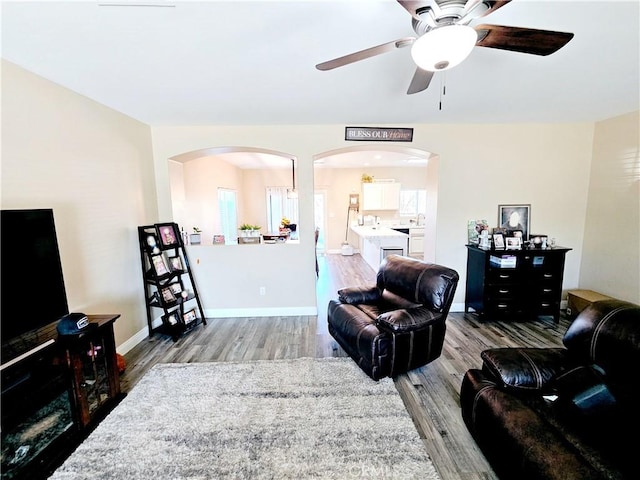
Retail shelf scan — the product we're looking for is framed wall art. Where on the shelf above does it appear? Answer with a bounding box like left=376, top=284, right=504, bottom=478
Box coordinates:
left=498, top=204, right=530, bottom=240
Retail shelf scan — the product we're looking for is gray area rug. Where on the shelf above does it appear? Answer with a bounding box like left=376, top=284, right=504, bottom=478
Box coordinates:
left=50, top=358, right=440, bottom=479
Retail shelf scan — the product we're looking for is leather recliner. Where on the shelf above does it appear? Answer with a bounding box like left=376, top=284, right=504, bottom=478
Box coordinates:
left=460, top=299, right=640, bottom=480
left=327, top=254, right=459, bottom=381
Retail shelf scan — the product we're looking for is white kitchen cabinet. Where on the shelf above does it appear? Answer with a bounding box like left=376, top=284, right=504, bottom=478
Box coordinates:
left=409, top=228, right=424, bottom=256
left=361, top=182, right=401, bottom=210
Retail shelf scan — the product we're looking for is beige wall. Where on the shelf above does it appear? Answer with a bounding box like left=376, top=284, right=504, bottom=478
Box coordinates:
left=151, top=122, right=597, bottom=310
left=580, top=111, right=640, bottom=303
left=1, top=60, right=157, bottom=351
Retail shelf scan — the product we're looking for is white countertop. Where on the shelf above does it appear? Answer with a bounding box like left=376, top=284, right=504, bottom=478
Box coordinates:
left=351, top=225, right=408, bottom=239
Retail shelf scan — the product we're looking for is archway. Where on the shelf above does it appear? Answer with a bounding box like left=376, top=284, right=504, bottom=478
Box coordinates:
left=168, top=146, right=298, bottom=245
left=312, top=144, right=438, bottom=263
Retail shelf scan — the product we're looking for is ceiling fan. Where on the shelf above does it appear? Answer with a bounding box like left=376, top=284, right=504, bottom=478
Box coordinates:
left=316, top=0, right=574, bottom=94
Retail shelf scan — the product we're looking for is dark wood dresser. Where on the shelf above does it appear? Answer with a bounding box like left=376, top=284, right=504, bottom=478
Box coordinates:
left=465, top=245, right=571, bottom=322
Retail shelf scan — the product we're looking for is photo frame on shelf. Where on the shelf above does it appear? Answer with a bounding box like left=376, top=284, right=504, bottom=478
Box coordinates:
left=151, top=254, right=170, bottom=277
left=467, top=219, right=489, bottom=245
left=213, top=235, right=225, bottom=245
left=505, top=236, right=522, bottom=250
left=168, top=255, right=183, bottom=272
left=183, top=308, right=197, bottom=325
left=156, top=223, right=179, bottom=248
left=498, top=204, right=530, bottom=241
left=160, top=286, right=177, bottom=305
left=162, top=311, right=181, bottom=327
left=493, top=233, right=505, bottom=249
left=530, top=234, right=548, bottom=249
left=145, top=233, right=161, bottom=254
left=169, top=282, right=182, bottom=296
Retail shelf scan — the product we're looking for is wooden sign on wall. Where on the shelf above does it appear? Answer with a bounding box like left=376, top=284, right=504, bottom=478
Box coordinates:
left=345, top=127, right=413, bottom=142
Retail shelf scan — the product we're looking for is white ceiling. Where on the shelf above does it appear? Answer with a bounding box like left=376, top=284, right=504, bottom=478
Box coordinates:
left=2, top=0, right=639, bottom=129
left=2, top=1, right=639, bottom=170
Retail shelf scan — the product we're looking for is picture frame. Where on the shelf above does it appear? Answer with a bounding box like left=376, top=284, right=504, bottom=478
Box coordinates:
left=162, top=311, right=181, bottom=327
left=151, top=254, right=170, bottom=277
left=160, top=286, right=177, bottom=304
left=493, top=233, right=505, bottom=249
left=213, top=235, right=225, bottom=245
left=530, top=234, right=548, bottom=249
left=169, top=282, right=182, bottom=296
left=183, top=308, right=197, bottom=325
left=156, top=223, right=179, bottom=248
left=145, top=233, right=161, bottom=254
left=498, top=204, right=530, bottom=241
left=467, top=219, right=489, bottom=245
left=168, top=255, right=183, bottom=272
left=505, top=236, right=522, bottom=250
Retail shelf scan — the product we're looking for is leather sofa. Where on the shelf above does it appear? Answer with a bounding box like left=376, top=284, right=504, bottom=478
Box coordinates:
left=460, top=299, right=640, bottom=480
left=327, top=254, right=459, bottom=380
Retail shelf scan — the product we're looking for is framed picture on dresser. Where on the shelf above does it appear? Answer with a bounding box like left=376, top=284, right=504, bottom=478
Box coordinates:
left=498, top=204, right=530, bottom=241
left=493, top=233, right=505, bottom=249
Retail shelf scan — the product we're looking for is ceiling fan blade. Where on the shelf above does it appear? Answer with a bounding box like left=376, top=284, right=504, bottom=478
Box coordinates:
left=316, top=37, right=415, bottom=71
left=475, top=24, right=574, bottom=56
left=473, top=0, right=512, bottom=18
left=407, top=68, right=434, bottom=94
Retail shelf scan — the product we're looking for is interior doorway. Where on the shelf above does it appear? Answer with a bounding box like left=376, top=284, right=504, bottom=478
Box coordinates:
left=312, top=145, right=438, bottom=262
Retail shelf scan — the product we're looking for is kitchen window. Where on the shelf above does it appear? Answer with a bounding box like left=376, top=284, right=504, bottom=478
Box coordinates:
left=266, top=186, right=299, bottom=233
left=399, top=189, right=427, bottom=217
left=218, top=188, right=238, bottom=244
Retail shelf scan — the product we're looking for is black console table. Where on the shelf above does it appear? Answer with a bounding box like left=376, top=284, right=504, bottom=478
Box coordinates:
left=1, top=315, right=122, bottom=480
left=465, top=245, right=571, bottom=322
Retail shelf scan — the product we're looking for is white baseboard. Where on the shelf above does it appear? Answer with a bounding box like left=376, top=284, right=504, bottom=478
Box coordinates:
left=117, top=327, right=149, bottom=355
left=204, top=306, right=317, bottom=318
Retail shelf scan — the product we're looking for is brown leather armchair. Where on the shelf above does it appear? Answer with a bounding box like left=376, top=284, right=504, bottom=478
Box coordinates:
left=327, top=255, right=459, bottom=380
left=460, top=299, right=640, bottom=480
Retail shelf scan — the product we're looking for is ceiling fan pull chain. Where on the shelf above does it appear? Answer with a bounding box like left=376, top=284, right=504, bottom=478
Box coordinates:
left=439, top=73, right=448, bottom=111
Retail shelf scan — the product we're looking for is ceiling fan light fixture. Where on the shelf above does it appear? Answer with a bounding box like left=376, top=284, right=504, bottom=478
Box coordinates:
left=411, top=25, right=477, bottom=72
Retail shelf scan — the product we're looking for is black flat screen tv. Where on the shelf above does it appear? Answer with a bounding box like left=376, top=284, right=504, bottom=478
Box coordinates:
left=1, top=209, right=69, bottom=359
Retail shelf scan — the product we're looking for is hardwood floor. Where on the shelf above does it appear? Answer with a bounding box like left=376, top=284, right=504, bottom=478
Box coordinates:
left=121, top=253, right=570, bottom=480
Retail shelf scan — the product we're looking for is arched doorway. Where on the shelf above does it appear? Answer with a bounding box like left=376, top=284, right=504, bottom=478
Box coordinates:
left=312, top=144, right=438, bottom=263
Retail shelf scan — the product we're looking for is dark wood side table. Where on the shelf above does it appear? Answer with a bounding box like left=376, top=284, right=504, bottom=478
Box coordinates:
left=62, top=314, right=122, bottom=428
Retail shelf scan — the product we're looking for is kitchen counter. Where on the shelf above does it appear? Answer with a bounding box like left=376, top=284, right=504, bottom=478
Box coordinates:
left=350, top=225, right=408, bottom=271
left=350, top=225, right=408, bottom=239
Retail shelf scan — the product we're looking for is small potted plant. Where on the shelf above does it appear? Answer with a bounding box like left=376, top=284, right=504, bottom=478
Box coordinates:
left=190, top=227, right=202, bottom=245
left=239, top=224, right=261, bottom=237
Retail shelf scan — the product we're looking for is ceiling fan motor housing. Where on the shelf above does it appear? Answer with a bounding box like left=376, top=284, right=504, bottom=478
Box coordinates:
left=412, top=0, right=490, bottom=36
